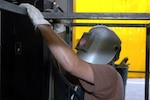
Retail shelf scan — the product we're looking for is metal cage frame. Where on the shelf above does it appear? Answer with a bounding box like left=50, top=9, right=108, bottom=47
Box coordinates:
left=0, top=1, right=149, bottom=100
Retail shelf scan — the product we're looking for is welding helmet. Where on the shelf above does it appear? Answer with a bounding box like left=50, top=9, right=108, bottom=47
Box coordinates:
left=75, top=25, right=121, bottom=64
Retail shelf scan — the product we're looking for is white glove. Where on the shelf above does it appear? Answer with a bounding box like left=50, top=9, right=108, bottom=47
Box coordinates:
left=53, top=23, right=66, bottom=34
left=19, top=3, right=50, bottom=28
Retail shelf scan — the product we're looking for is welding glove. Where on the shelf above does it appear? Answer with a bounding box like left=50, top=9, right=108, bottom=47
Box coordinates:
left=53, top=23, right=66, bottom=34
left=19, top=3, right=50, bottom=29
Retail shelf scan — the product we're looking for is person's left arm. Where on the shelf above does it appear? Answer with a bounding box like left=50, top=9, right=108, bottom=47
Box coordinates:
left=37, top=24, right=94, bottom=84
left=20, top=3, right=94, bottom=84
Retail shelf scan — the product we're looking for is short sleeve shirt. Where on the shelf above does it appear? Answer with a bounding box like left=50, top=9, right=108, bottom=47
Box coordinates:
left=79, top=64, right=124, bottom=100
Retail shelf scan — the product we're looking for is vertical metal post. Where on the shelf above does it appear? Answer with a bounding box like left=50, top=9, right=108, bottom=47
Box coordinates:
left=48, top=60, right=53, bottom=100
left=67, top=0, right=73, bottom=13
left=67, top=0, right=73, bottom=47
left=0, top=11, right=1, bottom=100
left=145, top=26, right=149, bottom=100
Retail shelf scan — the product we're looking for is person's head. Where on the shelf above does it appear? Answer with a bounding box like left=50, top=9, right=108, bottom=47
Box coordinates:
left=75, top=25, right=121, bottom=64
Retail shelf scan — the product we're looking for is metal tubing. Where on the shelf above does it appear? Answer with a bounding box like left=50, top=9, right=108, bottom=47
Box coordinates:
left=67, top=0, right=73, bottom=47
left=145, top=27, right=150, bottom=100
left=0, top=1, right=150, bottom=20
left=71, top=23, right=147, bottom=27
left=42, top=12, right=150, bottom=20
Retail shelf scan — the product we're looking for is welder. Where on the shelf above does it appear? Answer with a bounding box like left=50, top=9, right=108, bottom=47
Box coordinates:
left=20, top=3, right=124, bottom=100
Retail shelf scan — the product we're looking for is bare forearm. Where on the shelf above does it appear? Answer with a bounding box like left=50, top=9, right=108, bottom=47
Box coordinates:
left=37, top=24, right=94, bottom=84
left=37, top=24, right=79, bottom=72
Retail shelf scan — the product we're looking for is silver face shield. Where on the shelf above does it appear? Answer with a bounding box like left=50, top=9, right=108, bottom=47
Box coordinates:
left=75, top=25, right=121, bottom=64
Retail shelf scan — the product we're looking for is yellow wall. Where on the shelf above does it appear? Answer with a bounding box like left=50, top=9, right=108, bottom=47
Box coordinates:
left=73, top=0, right=150, bottom=78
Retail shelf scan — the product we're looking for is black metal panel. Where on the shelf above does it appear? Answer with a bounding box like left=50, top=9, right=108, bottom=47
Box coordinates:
left=1, top=10, right=50, bottom=100
left=1, top=11, right=15, bottom=100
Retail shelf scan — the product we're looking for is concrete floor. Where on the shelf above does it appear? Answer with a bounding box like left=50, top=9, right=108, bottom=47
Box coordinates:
left=125, top=78, right=150, bottom=100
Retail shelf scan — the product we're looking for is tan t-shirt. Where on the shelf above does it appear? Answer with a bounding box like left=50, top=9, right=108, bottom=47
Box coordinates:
left=79, top=64, right=124, bottom=100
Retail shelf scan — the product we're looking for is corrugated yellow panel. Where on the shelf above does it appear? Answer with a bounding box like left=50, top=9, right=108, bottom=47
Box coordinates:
left=73, top=0, right=150, bottom=78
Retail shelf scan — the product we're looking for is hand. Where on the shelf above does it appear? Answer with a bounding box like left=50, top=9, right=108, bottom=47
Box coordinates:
left=19, top=3, right=50, bottom=28
left=53, top=23, right=66, bottom=34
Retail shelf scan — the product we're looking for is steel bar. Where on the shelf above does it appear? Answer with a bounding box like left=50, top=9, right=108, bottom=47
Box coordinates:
left=43, top=12, right=150, bottom=20
left=0, top=1, right=150, bottom=20
left=128, top=71, right=150, bottom=73
left=0, top=0, right=27, bottom=15
left=66, top=0, right=73, bottom=47
left=71, top=23, right=147, bottom=27
left=145, top=27, right=150, bottom=100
